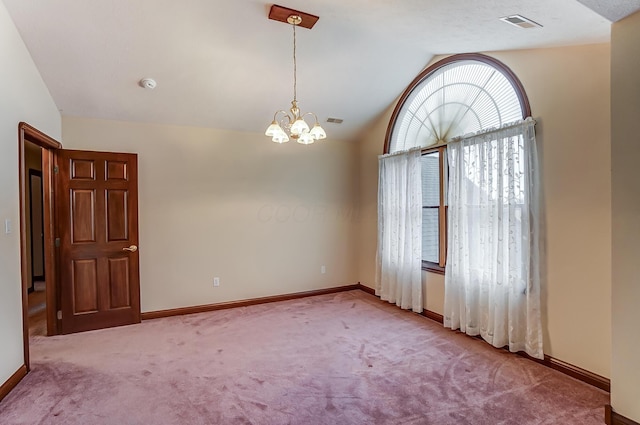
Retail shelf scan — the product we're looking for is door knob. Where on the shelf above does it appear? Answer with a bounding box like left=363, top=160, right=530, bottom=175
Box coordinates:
left=123, top=245, right=138, bottom=252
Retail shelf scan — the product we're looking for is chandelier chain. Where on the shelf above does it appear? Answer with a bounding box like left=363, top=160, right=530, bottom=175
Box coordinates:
left=292, top=22, right=297, bottom=102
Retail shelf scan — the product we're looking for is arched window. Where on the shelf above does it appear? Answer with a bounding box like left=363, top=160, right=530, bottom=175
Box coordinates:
left=385, top=54, right=531, bottom=272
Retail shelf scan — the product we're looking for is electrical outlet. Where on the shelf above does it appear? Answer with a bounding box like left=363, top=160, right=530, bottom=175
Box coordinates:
left=321, top=265, right=326, bottom=274
left=213, top=277, right=220, bottom=287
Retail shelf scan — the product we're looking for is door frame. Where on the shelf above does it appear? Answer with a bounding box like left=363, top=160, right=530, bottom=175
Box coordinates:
left=18, top=122, right=62, bottom=370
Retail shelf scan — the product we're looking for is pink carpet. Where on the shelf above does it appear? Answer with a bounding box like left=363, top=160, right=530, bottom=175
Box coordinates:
left=0, top=290, right=608, bottom=424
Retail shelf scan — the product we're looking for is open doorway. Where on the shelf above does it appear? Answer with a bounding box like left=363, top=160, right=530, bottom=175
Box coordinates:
left=19, top=122, right=61, bottom=370
left=19, top=122, right=141, bottom=370
left=24, top=141, right=46, bottom=336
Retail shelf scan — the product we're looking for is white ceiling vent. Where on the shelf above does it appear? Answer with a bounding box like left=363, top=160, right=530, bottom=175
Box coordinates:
left=499, top=15, right=543, bottom=29
left=327, top=118, right=343, bottom=124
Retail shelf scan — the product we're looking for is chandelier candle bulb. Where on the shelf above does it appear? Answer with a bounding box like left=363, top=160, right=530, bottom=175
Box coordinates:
left=265, top=9, right=326, bottom=144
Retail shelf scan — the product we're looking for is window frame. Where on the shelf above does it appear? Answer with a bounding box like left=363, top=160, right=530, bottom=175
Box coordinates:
left=384, top=53, right=531, bottom=274
left=421, top=145, right=447, bottom=275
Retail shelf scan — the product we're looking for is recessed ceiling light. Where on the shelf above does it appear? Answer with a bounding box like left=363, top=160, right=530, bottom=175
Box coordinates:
left=499, top=15, right=543, bottom=29
left=326, top=118, right=343, bottom=124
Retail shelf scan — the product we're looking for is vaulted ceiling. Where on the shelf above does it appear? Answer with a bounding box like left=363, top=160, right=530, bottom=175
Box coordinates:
left=4, top=0, right=639, bottom=141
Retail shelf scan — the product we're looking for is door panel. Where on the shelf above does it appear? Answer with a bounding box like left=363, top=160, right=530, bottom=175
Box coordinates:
left=56, top=150, right=140, bottom=334
left=72, top=259, right=98, bottom=313
left=108, top=257, right=130, bottom=308
left=106, top=190, right=128, bottom=241
left=71, top=158, right=95, bottom=180
left=106, top=160, right=127, bottom=180
left=71, top=189, right=96, bottom=242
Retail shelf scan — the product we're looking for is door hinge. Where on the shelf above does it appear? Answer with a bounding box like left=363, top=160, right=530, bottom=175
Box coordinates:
left=57, top=310, right=62, bottom=320
left=53, top=165, right=59, bottom=174
left=55, top=237, right=60, bottom=247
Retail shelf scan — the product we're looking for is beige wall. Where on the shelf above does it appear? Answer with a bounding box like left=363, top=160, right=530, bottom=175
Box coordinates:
left=62, top=116, right=358, bottom=312
left=356, top=43, right=612, bottom=378
left=0, top=2, right=60, bottom=387
left=611, top=11, right=640, bottom=422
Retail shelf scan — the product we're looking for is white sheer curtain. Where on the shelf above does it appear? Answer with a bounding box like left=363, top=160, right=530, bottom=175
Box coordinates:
left=376, top=148, right=423, bottom=313
left=444, top=119, right=543, bottom=359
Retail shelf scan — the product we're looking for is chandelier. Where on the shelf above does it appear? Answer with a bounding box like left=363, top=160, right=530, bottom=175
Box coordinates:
left=265, top=12, right=326, bottom=144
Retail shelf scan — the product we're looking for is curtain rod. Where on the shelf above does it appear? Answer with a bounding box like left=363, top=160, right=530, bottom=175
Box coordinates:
left=431, top=117, right=536, bottom=148
left=382, top=118, right=536, bottom=158
left=379, top=146, right=423, bottom=159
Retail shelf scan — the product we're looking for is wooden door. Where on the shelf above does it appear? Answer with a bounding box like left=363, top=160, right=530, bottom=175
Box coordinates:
left=55, top=150, right=140, bottom=334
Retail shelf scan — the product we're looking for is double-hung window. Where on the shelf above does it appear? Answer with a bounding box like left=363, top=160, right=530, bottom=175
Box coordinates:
left=421, top=147, right=446, bottom=273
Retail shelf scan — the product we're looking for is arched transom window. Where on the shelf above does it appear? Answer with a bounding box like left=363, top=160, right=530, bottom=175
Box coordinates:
left=386, top=54, right=530, bottom=154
